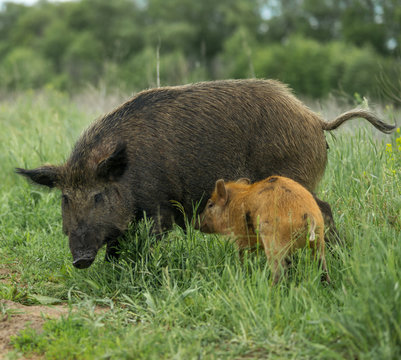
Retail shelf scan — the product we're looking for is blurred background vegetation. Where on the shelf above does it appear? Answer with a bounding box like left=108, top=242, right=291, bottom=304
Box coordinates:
left=0, top=0, right=400, bottom=99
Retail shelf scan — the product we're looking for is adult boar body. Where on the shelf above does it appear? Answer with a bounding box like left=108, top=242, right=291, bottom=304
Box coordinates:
left=16, top=79, right=395, bottom=268
left=93, top=80, right=328, bottom=229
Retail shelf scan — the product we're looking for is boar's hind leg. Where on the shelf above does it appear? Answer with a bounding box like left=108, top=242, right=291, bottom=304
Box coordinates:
left=313, top=195, right=343, bottom=247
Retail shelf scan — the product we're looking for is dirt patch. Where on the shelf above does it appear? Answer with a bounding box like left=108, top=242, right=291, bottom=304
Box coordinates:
left=0, top=265, right=20, bottom=285
left=0, top=300, right=69, bottom=360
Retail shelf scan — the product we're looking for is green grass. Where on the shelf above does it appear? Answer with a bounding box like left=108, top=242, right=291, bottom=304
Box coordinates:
left=1, top=90, right=401, bottom=359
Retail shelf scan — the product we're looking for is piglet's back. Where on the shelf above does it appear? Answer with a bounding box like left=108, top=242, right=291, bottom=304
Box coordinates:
left=225, top=176, right=323, bottom=233
left=253, top=176, right=320, bottom=210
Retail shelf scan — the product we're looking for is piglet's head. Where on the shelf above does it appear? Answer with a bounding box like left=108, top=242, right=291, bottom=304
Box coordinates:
left=199, top=179, right=231, bottom=234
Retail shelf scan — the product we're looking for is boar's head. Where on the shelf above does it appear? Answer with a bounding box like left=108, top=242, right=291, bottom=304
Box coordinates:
left=16, top=142, right=133, bottom=269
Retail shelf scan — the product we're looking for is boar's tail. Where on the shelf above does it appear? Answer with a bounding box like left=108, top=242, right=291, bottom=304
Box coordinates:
left=322, top=109, right=396, bottom=134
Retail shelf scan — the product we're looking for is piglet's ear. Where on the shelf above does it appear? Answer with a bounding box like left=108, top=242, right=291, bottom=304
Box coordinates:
left=96, top=142, right=128, bottom=181
left=15, top=165, right=59, bottom=188
left=215, top=179, right=228, bottom=205
left=236, top=178, right=251, bottom=185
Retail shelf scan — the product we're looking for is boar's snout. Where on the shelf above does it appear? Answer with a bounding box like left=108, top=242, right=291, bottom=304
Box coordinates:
left=73, top=256, right=95, bottom=269
left=69, top=230, right=100, bottom=269
left=71, top=247, right=98, bottom=269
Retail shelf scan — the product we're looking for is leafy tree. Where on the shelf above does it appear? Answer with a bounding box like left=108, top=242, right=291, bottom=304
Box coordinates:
left=0, top=3, right=29, bottom=56
left=0, top=47, right=53, bottom=90
left=260, top=0, right=400, bottom=54
left=65, top=0, right=145, bottom=61
left=253, top=36, right=334, bottom=97
left=63, top=31, right=104, bottom=87
left=341, top=0, right=387, bottom=54
left=0, top=0, right=399, bottom=97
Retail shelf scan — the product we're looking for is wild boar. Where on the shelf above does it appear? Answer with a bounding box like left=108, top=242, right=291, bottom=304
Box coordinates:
left=199, top=176, right=330, bottom=283
left=16, top=79, right=395, bottom=269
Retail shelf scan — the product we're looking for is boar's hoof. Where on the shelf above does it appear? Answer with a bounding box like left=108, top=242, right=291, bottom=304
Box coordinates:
left=73, top=257, right=95, bottom=269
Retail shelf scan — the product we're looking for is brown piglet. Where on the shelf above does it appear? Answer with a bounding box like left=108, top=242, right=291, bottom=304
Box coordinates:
left=200, top=176, right=330, bottom=284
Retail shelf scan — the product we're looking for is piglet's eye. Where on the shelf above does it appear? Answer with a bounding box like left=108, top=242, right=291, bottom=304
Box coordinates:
left=94, top=193, right=103, bottom=204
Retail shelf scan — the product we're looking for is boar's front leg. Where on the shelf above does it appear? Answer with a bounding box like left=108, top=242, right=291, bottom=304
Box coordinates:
left=105, top=238, right=122, bottom=262
left=150, top=205, right=177, bottom=236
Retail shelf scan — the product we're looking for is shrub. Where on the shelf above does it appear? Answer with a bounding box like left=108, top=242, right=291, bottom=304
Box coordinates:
left=0, top=47, right=53, bottom=90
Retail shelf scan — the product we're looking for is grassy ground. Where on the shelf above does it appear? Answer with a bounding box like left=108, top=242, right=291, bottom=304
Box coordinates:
left=0, top=89, right=400, bottom=359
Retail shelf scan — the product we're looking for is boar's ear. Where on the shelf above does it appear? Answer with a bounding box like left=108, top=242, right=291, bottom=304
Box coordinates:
left=236, top=178, right=251, bottom=185
left=215, top=179, right=228, bottom=205
left=15, top=165, right=59, bottom=188
left=96, top=142, right=128, bottom=181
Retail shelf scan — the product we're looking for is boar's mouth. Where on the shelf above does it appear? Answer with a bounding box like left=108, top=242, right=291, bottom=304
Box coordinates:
left=72, top=246, right=98, bottom=269
left=73, top=256, right=95, bottom=269
left=71, top=227, right=125, bottom=269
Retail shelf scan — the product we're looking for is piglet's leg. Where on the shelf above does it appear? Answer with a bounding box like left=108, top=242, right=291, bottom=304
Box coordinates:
left=319, top=257, right=331, bottom=284
left=259, top=228, right=288, bottom=284
left=270, top=257, right=288, bottom=284
left=316, top=249, right=331, bottom=284
left=310, top=233, right=331, bottom=284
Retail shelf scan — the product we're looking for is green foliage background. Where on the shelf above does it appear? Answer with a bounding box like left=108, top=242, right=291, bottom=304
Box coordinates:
left=0, top=0, right=400, bottom=98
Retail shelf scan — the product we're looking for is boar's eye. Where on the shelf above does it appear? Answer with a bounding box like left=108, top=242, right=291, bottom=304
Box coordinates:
left=94, top=193, right=103, bottom=204
left=61, top=194, right=69, bottom=205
